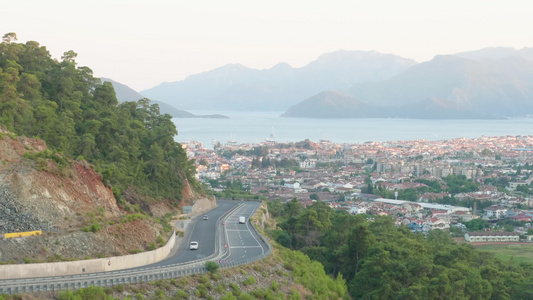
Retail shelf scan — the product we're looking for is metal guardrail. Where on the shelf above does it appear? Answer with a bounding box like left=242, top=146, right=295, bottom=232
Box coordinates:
left=0, top=201, right=272, bottom=295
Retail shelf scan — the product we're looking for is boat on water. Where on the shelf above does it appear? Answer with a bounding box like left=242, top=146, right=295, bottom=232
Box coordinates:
left=227, top=134, right=237, bottom=144
left=265, top=127, right=277, bottom=142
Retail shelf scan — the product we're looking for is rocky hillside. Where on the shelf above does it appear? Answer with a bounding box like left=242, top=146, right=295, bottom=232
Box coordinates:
left=0, top=131, right=183, bottom=264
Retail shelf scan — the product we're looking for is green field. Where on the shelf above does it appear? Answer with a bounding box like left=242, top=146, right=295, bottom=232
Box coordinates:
left=474, top=244, right=533, bottom=265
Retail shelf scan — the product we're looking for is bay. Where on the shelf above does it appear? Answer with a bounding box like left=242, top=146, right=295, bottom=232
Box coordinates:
left=172, top=111, right=533, bottom=148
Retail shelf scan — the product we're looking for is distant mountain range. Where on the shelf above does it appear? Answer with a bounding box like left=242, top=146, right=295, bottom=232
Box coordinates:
left=114, top=47, right=533, bottom=119
left=454, top=47, right=533, bottom=61
left=140, top=50, right=417, bottom=111
left=101, top=78, right=227, bottom=119
left=343, top=54, right=533, bottom=118
left=281, top=91, right=497, bottom=119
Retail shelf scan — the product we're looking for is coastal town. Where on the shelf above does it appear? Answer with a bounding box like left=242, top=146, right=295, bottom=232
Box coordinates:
left=183, top=135, right=533, bottom=242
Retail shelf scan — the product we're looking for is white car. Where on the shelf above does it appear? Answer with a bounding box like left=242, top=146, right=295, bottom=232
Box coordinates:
left=190, top=241, right=199, bottom=250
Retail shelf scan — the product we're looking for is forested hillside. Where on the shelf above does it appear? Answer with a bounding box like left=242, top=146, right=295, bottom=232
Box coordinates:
left=0, top=33, right=200, bottom=206
left=267, top=199, right=533, bottom=299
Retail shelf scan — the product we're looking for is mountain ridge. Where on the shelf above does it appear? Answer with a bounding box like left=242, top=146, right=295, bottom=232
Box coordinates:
left=140, top=50, right=417, bottom=111
left=101, top=78, right=228, bottom=119
left=133, top=46, right=533, bottom=118
left=345, top=55, right=533, bottom=117
left=282, top=91, right=502, bottom=119
left=454, top=46, right=533, bottom=61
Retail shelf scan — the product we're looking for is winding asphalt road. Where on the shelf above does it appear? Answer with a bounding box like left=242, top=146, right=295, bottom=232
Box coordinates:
left=220, top=202, right=266, bottom=264
left=143, top=199, right=265, bottom=268
left=145, top=199, right=240, bottom=267
left=0, top=199, right=269, bottom=293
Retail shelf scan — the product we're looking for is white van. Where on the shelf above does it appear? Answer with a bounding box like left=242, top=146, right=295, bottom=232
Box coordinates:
left=238, top=216, right=246, bottom=224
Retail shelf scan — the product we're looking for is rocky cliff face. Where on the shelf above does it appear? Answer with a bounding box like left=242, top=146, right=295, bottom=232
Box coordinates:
left=0, top=132, right=178, bottom=263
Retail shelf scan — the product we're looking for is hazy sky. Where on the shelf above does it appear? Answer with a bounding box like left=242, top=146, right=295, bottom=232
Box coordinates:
left=2, top=0, right=531, bottom=91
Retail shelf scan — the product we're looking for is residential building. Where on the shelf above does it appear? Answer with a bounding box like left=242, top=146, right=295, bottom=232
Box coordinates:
left=465, top=231, right=520, bottom=243
left=484, top=206, right=508, bottom=219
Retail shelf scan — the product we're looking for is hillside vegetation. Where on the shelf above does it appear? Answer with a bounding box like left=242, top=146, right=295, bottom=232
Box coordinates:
left=0, top=32, right=200, bottom=206
left=29, top=245, right=347, bottom=300
left=6, top=202, right=347, bottom=300
left=267, top=199, right=533, bottom=299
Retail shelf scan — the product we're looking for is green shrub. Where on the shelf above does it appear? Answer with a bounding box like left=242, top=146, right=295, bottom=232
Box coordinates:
left=205, top=260, right=220, bottom=273
left=283, top=261, right=294, bottom=271
left=216, top=283, right=226, bottom=294
left=250, top=288, right=266, bottom=298
left=58, top=285, right=108, bottom=300
left=243, top=276, right=256, bottom=286
left=158, top=214, right=174, bottom=233
left=89, top=222, right=101, bottom=232
left=156, top=235, right=165, bottom=245
left=102, top=286, right=112, bottom=296
left=147, top=242, right=156, bottom=251
left=198, top=274, right=210, bottom=284
left=271, top=280, right=278, bottom=291
left=238, top=292, right=253, bottom=300
left=288, top=288, right=301, bottom=300
left=173, top=279, right=188, bottom=289
left=174, top=289, right=188, bottom=299
left=121, top=213, right=146, bottom=223
left=155, top=288, right=165, bottom=298
left=196, top=284, right=208, bottom=297
left=229, top=283, right=241, bottom=297
left=114, top=284, right=124, bottom=292
left=210, top=272, right=222, bottom=280
left=221, top=292, right=237, bottom=300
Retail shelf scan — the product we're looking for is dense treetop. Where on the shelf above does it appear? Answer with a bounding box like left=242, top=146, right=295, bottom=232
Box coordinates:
left=267, top=199, right=533, bottom=299
left=0, top=32, right=199, bottom=206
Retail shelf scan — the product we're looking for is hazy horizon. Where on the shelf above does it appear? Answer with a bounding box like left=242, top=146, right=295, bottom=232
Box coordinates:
left=3, top=0, right=531, bottom=91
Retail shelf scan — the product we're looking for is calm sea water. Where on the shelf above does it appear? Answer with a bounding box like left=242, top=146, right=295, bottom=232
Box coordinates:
left=172, top=111, right=533, bottom=148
